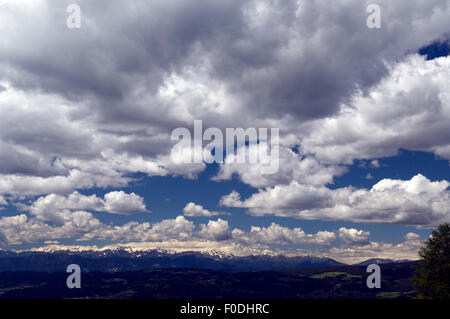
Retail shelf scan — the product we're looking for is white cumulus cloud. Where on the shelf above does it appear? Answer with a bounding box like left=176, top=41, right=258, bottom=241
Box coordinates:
left=183, top=202, right=228, bottom=217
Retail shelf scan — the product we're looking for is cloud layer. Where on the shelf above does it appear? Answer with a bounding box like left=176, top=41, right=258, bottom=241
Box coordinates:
left=0, top=0, right=449, bottom=195
left=0, top=0, right=448, bottom=260
left=220, top=174, right=450, bottom=227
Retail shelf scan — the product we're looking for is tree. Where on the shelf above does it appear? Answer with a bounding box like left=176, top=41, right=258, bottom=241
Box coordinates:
left=413, top=223, right=450, bottom=299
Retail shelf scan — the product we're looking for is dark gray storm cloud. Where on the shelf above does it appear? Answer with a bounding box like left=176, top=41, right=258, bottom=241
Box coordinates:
left=0, top=0, right=448, bottom=193
left=2, top=0, right=447, bottom=126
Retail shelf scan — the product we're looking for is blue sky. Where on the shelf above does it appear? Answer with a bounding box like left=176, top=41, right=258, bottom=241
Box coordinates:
left=0, top=0, right=449, bottom=264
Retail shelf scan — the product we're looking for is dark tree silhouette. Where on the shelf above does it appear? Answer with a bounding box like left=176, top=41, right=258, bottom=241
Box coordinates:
left=413, top=223, right=450, bottom=299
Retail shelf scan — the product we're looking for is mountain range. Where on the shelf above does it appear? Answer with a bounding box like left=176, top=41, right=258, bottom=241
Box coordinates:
left=353, top=258, right=412, bottom=266
left=0, top=248, right=413, bottom=272
left=0, top=249, right=343, bottom=272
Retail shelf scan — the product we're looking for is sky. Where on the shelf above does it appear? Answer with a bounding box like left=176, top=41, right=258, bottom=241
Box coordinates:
left=0, top=0, right=449, bottom=264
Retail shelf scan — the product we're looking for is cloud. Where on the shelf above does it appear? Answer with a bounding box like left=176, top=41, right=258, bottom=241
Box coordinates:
left=220, top=174, right=450, bottom=227
left=26, top=192, right=103, bottom=223
left=0, top=209, right=425, bottom=263
left=338, top=227, right=371, bottom=245
left=44, top=240, right=59, bottom=245
left=198, top=219, right=232, bottom=241
left=87, top=216, right=196, bottom=243
left=0, top=212, right=103, bottom=245
left=103, top=191, right=148, bottom=215
left=404, top=232, right=421, bottom=241
left=327, top=233, right=423, bottom=264
left=218, top=190, right=243, bottom=208
left=140, top=216, right=195, bottom=241
left=0, top=211, right=340, bottom=248
left=0, top=0, right=448, bottom=260
left=0, top=0, right=448, bottom=195
left=24, top=191, right=148, bottom=224
left=370, top=160, right=380, bottom=168
left=213, top=145, right=346, bottom=188
left=232, top=223, right=336, bottom=246
left=183, top=202, right=228, bottom=217
left=301, top=55, right=450, bottom=164
left=0, top=213, right=195, bottom=246
left=220, top=182, right=335, bottom=213
left=0, top=168, right=133, bottom=197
